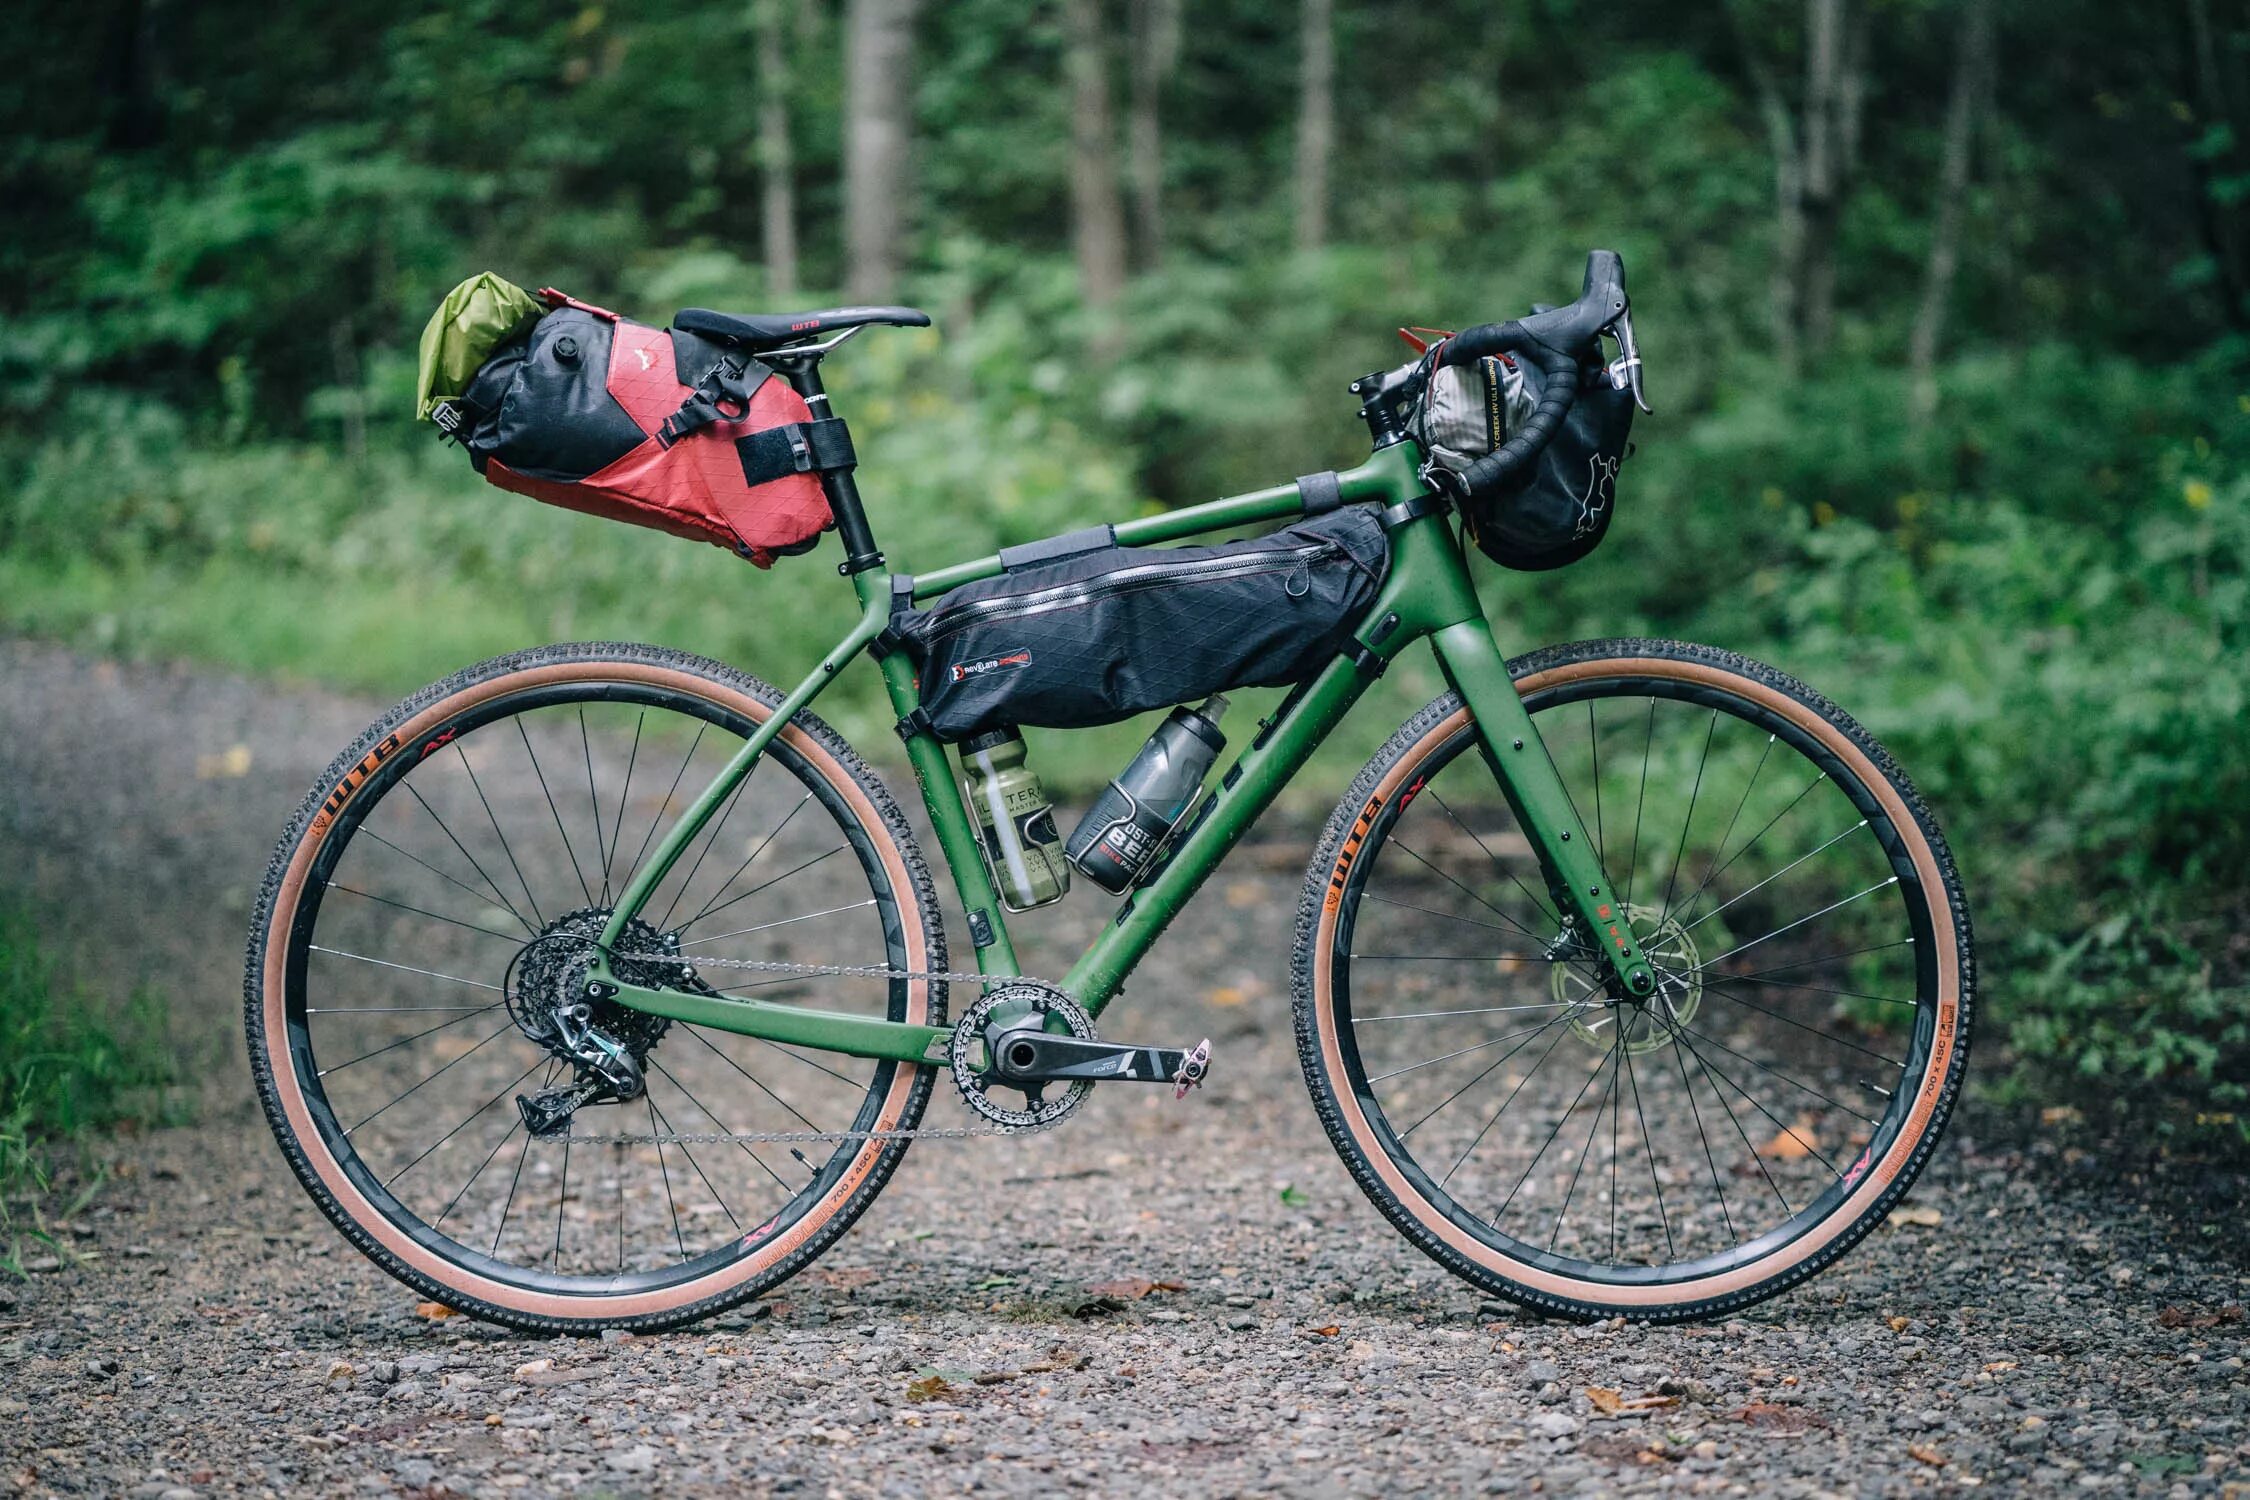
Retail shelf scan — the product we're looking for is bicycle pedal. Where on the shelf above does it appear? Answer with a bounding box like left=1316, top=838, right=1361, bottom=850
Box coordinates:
left=1173, top=1038, right=1212, bottom=1100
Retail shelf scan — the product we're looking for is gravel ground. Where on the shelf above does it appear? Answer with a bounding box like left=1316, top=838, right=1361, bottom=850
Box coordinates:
left=0, top=637, right=2244, bottom=1498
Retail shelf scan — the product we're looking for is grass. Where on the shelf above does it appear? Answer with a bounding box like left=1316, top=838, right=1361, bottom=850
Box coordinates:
left=0, top=899, right=185, bottom=1247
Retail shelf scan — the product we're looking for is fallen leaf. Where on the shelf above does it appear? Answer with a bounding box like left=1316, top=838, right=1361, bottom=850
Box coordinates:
left=2040, top=1105, right=2081, bottom=1125
left=1891, top=1203, right=1943, bottom=1227
left=324, top=1360, right=354, bottom=1383
left=413, top=1301, right=460, bottom=1321
left=973, top=1275, right=1017, bottom=1291
left=1207, top=986, right=1249, bottom=1007
left=1307, top=1325, right=1341, bottom=1339
left=1734, top=1402, right=1826, bottom=1434
left=1887, top=1315, right=1912, bottom=1333
left=1278, top=1184, right=1312, bottom=1208
left=1587, top=1387, right=1678, bottom=1414
left=1757, top=1116, right=1821, bottom=1161
left=1085, top=1277, right=1186, bottom=1300
left=2157, top=1304, right=2244, bottom=1329
left=905, top=1375, right=950, bottom=1402
left=1907, top=1443, right=1947, bottom=1467
left=1588, top=1386, right=1624, bottom=1414
left=811, top=1266, right=879, bottom=1289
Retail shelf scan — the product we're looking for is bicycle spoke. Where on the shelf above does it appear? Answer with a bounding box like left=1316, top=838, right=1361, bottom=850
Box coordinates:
left=1365, top=1014, right=1579, bottom=1084
left=1710, top=970, right=1916, bottom=1008
left=622, top=724, right=708, bottom=890
left=1660, top=1017, right=1859, bottom=1164
left=1622, top=1041, right=1675, bottom=1261
left=677, top=899, right=877, bottom=951
left=1426, top=788, right=1560, bottom=928
left=1668, top=731, right=1776, bottom=927
left=1548, top=1035, right=1622, bottom=1253
left=488, top=1099, right=541, bottom=1256
left=344, top=1019, right=517, bottom=1135
left=1399, top=1009, right=1575, bottom=1142
left=1350, top=952, right=1566, bottom=964
left=445, top=747, right=547, bottom=928
left=408, top=778, right=539, bottom=932
left=307, top=945, right=503, bottom=993
left=1434, top=1017, right=1576, bottom=1184
left=1355, top=1001, right=1576, bottom=1023
left=1673, top=1023, right=1790, bottom=1218
left=1388, top=837, right=1551, bottom=945
left=680, top=1027, right=828, bottom=1138
left=580, top=709, right=610, bottom=905
left=1624, top=698, right=1654, bottom=908
left=602, top=711, right=645, bottom=901
left=1670, top=768, right=1828, bottom=927
left=517, top=719, right=594, bottom=909
left=315, top=1002, right=505, bottom=1076
left=680, top=789, right=814, bottom=930
left=551, top=1131, right=573, bottom=1271
left=1692, top=979, right=1905, bottom=1067
left=1713, top=937, right=1915, bottom=985
left=658, top=766, right=758, bottom=930
left=1654, top=707, right=1719, bottom=926
left=643, top=1083, right=745, bottom=1233
left=360, top=827, right=538, bottom=937
left=686, top=844, right=848, bottom=930
left=386, top=1056, right=548, bottom=1188
left=1359, top=890, right=1528, bottom=937
left=1670, top=1032, right=1737, bottom=1243
left=1687, top=876, right=1899, bottom=973
left=328, top=883, right=522, bottom=944
left=1588, top=699, right=1604, bottom=868
left=1493, top=1038, right=1614, bottom=1223
left=436, top=1074, right=539, bottom=1234
left=1678, top=820, right=1867, bottom=936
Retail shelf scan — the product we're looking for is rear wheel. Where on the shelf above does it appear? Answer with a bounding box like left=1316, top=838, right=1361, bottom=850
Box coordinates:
left=1293, top=639, right=1972, bottom=1321
left=245, top=643, right=944, bottom=1333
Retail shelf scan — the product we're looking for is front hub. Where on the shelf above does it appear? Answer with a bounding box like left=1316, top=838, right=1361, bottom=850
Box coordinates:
left=1556, top=902, right=1702, bottom=1055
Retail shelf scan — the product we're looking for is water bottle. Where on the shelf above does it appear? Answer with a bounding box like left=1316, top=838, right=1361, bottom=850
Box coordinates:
left=1066, top=696, right=1229, bottom=894
left=960, top=727, right=1071, bottom=910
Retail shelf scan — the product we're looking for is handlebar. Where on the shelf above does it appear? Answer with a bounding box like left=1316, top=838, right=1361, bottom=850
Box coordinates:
left=1426, top=250, right=1643, bottom=499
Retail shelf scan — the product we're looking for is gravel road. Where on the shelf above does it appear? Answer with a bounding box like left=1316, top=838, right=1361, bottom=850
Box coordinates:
left=0, top=637, right=2244, bottom=1498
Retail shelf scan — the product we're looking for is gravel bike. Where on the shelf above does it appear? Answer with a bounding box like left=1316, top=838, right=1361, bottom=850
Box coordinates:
left=247, top=253, right=1972, bottom=1331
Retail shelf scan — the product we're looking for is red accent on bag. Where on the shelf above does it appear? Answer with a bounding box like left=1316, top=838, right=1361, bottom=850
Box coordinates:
left=486, top=299, right=833, bottom=567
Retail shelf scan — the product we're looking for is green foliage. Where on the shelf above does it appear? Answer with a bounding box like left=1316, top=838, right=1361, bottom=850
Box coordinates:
left=0, top=903, right=182, bottom=1213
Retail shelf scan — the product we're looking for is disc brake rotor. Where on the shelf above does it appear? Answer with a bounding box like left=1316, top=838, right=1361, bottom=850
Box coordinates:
left=1556, top=901, right=1702, bottom=1055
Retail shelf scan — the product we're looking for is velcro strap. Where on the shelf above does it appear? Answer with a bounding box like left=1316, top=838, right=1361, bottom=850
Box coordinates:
left=737, top=418, right=858, bottom=487
left=999, top=525, right=1115, bottom=572
left=1296, top=470, right=1344, bottom=515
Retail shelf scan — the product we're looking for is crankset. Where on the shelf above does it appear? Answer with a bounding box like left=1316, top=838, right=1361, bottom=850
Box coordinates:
left=983, top=1028, right=1212, bottom=1091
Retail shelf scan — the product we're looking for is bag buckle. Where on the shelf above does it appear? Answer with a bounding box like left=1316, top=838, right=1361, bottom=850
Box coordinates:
left=429, top=400, right=465, bottom=436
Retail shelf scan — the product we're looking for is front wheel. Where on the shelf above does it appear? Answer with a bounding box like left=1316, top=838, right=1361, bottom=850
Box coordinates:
left=1293, top=639, right=1973, bottom=1321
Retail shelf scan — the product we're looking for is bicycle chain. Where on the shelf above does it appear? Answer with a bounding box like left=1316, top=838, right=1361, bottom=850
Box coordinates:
left=562, top=950, right=1063, bottom=1148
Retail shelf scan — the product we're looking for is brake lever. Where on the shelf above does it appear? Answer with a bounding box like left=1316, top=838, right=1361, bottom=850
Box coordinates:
left=1606, top=309, right=1652, bottom=415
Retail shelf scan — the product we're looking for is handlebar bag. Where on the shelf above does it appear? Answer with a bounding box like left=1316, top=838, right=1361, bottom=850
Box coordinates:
left=431, top=287, right=840, bottom=566
left=1419, top=352, right=1634, bottom=572
left=897, top=507, right=1391, bottom=742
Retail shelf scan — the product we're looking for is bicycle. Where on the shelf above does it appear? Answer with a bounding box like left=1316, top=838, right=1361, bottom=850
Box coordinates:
left=246, top=252, right=1972, bottom=1332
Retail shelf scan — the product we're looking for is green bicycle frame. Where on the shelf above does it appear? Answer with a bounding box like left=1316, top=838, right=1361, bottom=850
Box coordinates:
left=589, top=430, right=1655, bottom=1065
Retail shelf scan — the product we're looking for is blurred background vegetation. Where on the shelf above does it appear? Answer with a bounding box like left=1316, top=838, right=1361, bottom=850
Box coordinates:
left=0, top=0, right=2243, bottom=1141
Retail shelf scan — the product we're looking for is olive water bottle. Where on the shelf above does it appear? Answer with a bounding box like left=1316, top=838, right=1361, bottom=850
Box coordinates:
left=1065, top=696, right=1229, bottom=893
left=960, top=726, right=1071, bottom=910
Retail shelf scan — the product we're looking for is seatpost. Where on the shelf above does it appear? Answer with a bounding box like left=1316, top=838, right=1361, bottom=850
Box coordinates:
left=772, top=355, right=885, bottom=575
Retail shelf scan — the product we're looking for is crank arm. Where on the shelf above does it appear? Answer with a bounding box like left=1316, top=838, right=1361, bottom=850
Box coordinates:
left=992, top=1030, right=1208, bottom=1086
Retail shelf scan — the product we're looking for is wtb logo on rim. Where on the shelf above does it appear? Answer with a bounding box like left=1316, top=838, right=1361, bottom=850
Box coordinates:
left=950, top=649, right=1031, bottom=684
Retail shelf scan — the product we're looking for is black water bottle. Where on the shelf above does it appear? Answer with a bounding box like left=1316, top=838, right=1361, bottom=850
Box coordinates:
left=1065, top=697, right=1229, bottom=893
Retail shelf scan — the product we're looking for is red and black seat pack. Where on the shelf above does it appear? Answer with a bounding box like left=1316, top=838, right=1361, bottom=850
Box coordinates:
left=441, top=290, right=848, bottom=566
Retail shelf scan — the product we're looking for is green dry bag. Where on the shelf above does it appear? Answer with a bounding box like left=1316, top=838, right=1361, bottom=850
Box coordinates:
left=414, top=272, right=545, bottom=421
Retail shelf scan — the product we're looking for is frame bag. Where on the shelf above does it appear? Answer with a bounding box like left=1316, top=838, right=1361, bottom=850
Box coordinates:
left=1418, top=349, right=1634, bottom=572
left=898, top=508, right=1391, bottom=742
left=429, top=286, right=842, bottom=566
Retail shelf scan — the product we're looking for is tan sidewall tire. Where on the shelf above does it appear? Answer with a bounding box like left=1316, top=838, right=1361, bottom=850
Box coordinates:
left=1293, top=639, right=1972, bottom=1321
left=245, top=644, right=942, bottom=1332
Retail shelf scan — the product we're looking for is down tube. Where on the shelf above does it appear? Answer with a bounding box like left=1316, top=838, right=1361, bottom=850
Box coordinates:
left=1062, top=654, right=1374, bottom=1015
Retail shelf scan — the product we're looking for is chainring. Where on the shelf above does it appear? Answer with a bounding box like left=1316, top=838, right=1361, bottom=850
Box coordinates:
left=948, top=982, right=1095, bottom=1131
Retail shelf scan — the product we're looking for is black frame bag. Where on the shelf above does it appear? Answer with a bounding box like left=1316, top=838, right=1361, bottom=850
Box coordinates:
left=897, top=508, right=1390, bottom=742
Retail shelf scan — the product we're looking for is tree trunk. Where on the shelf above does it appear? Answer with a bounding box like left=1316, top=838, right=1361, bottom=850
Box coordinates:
left=756, top=0, right=799, bottom=303
left=2185, top=0, right=2250, bottom=329
left=1293, top=0, right=1335, bottom=252
left=1127, top=0, right=1179, bottom=270
left=1795, top=0, right=1862, bottom=363
left=1909, top=0, right=1995, bottom=421
left=1064, top=0, right=1129, bottom=310
left=843, top=0, right=918, bottom=303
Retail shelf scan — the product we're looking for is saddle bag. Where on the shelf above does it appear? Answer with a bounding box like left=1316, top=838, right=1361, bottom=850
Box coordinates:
left=1416, top=346, right=1633, bottom=571
left=896, top=507, right=1390, bottom=742
left=422, top=280, right=843, bottom=566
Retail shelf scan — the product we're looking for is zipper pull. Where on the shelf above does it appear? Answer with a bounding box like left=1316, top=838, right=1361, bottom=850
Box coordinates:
left=1285, top=553, right=1313, bottom=598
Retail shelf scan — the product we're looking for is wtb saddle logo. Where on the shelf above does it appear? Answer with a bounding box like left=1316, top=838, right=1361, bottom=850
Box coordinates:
left=950, top=649, right=1031, bottom=683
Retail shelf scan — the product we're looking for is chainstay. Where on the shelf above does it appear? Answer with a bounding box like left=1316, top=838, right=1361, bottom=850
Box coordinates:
left=574, top=952, right=1072, bottom=1146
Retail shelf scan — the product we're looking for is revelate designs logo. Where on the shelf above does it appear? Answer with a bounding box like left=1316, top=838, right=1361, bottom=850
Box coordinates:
left=950, top=649, right=1031, bottom=683
left=1574, top=453, right=1621, bottom=537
